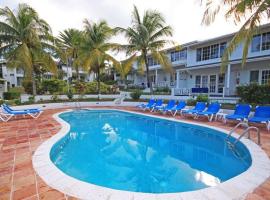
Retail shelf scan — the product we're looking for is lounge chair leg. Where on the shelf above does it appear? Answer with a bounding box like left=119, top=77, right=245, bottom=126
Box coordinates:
left=209, top=115, right=213, bottom=122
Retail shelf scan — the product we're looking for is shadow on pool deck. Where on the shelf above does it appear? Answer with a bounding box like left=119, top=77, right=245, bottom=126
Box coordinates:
left=0, top=106, right=269, bottom=200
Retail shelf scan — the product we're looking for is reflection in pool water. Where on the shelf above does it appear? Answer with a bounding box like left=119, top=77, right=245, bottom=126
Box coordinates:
left=50, top=110, right=251, bottom=193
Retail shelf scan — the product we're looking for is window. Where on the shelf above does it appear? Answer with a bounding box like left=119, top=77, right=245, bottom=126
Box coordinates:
left=262, top=32, right=270, bottom=51
left=147, top=57, right=159, bottom=66
left=195, top=75, right=201, bottom=88
left=262, top=70, right=270, bottom=85
left=250, top=70, right=259, bottom=83
left=202, top=75, right=208, bottom=88
left=196, top=48, right=202, bottom=61
left=251, top=32, right=270, bottom=52
left=251, top=35, right=261, bottom=52
left=210, top=44, right=219, bottom=59
left=218, top=74, right=225, bottom=93
left=202, top=46, right=211, bottom=61
left=196, top=42, right=227, bottom=61
left=171, top=49, right=187, bottom=62
left=209, top=75, right=216, bottom=93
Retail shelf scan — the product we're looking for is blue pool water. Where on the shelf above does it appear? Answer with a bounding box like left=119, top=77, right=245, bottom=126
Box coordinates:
left=50, top=110, right=252, bottom=193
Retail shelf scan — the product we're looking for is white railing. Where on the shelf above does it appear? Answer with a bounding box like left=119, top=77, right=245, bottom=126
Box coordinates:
left=174, top=88, right=190, bottom=96
left=153, top=81, right=175, bottom=88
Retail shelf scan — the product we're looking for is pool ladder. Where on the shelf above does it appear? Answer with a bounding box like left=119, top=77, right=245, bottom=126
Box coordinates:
left=226, top=122, right=261, bottom=147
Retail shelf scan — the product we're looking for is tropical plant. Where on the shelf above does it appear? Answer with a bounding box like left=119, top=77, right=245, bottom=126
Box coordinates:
left=117, top=6, right=173, bottom=93
left=57, top=28, right=83, bottom=80
left=0, top=4, right=57, bottom=95
left=114, top=54, right=137, bottom=88
left=201, top=0, right=270, bottom=70
left=130, top=89, right=142, bottom=100
left=79, top=19, right=119, bottom=98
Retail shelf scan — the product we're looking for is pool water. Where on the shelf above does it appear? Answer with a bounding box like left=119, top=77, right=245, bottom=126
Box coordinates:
left=50, top=110, right=251, bottom=193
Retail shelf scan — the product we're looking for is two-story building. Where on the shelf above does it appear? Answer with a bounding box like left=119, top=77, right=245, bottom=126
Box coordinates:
left=130, top=23, right=270, bottom=97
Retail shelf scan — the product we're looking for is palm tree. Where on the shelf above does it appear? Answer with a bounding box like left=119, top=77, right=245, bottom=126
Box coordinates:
left=57, top=28, right=83, bottom=81
left=79, top=19, right=119, bottom=97
left=0, top=4, right=57, bottom=95
left=201, top=0, right=270, bottom=70
left=117, top=6, right=173, bottom=93
left=114, top=54, right=137, bottom=88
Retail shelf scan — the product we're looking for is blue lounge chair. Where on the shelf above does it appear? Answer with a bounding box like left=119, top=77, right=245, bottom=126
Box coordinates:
left=3, top=104, right=40, bottom=112
left=182, top=102, right=206, bottom=115
left=157, top=100, right=175, bottom=113
left=248, top=106, right=270, bottom=131
left=195, top=102, right=221, bottom=122
left=0, top=104, right=43, bottom=122
left=146, top=99, right=163, bottom=112
left=166, top=101, right=186, bottom=116
left=225, top=104, right=251, bottom=123
left=136, top=99, right=155, bottom=110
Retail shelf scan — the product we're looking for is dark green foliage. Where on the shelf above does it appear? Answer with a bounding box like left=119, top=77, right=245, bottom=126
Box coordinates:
left=155, top=87, right=171, bottom=93
left=22, top=80, right=42, bottom=95
left=196, top=94, right=209, bottom=103
left=186, top=98, right=197, bottom=106
left=41, top=79, right=67, bottom=94
left=74, top=82, right=87, bottom=94
left=86, top=81, right=110, bottom=94
left=3, top=92, right=20, bottom=100
left=28, top=96, right=35, bottom=104
left=130, top=89, right=142, bottom=100
left=237, top=84, right=270, bottom=104
left=66, top=90, right=73, bottom=100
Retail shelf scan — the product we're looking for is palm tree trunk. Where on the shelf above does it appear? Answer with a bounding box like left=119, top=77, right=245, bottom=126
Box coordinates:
left=76, top=66, right=80, bottom=81
left=32, top=71, right=37, bottom=96
left=97, top=65, right=100, bottom=100
left=143, top=53, right=153, bottom=94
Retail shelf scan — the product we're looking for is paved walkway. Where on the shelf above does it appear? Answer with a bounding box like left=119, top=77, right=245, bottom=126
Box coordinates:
left=0, top=107, right=269, bottom=200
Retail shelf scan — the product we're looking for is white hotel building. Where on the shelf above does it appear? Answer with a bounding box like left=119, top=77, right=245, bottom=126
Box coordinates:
left=130, top=23, right=270, bottom=97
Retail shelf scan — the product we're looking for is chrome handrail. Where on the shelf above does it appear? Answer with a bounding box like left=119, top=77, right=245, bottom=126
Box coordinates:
left=233, top=126, right=260, bottom=145
left=226, top=122, right=261, bottom=146
left=226, top=122, right=249, bottom=139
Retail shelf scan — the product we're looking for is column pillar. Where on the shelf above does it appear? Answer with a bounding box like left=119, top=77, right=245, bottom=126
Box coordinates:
left=176, top=70, right=180, bottom=89
left=226, top=64, right=231, bottom=96
left=155, top=69, right=158, bottom=86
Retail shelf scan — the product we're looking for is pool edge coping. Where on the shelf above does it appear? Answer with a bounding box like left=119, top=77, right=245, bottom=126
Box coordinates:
left=32, top=108, right=270, bottom=200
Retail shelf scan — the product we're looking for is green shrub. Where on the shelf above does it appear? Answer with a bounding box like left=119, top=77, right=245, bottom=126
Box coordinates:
left=74, top=81, right=87, bottom=94
left=41, top=79, right=66, bottom=94
left=28, top=96, right=35, bottom=104
left=130, top=89, right=142, bottom=100
left=237, top=83, right=270, bottom=104
left=196, top=94, right=209, bottom=103
left=3, top=92, right=20, bottom=100
left=85, top=81, right=110, bottom=94
left=187, top=98, right=196, bottom=106
left=9, top=87, right=25, bottom=94
left=155, top=87, right=171, bottom=93
left=66, top=90, right=73, bottom=100
left=14, top=99, right=21, bottom=105
left=22, top=80, right=43, bottom=95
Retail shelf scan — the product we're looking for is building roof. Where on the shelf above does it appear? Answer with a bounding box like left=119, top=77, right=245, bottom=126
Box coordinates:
left=187, top=23, right=270, bottom=48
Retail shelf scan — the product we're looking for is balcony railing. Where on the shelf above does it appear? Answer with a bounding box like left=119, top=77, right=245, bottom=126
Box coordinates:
left=153, top=81, right=175, bottom=88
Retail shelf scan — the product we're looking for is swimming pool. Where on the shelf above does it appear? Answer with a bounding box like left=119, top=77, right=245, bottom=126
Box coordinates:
left=50, top=110, right=251, bottom=194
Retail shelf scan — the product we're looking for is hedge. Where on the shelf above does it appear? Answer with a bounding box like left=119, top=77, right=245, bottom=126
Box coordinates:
left=236, top=84, right=270, bottom=104
left=3, top=91, right=20, bottom=100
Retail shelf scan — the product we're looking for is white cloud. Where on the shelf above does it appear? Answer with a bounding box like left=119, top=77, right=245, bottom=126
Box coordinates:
left=1, top=0, right=248, bottom=59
